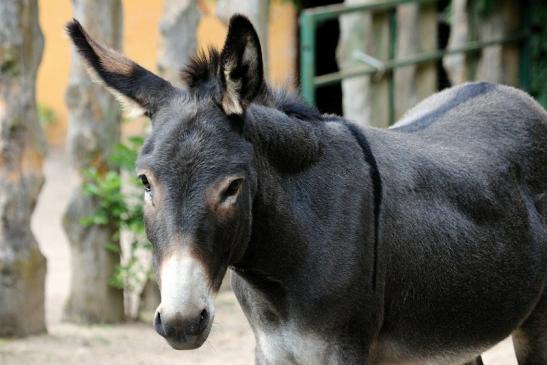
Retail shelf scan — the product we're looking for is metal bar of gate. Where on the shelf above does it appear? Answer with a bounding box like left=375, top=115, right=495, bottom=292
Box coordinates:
left=299, top=0, right=530, bottom=124
left=314, top=32, right=527, bottom=87
left=299, top=0, right=438, bottom=104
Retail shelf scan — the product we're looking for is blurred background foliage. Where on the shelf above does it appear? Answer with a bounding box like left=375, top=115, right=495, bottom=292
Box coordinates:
left=81, top=136, right=150, bottom=292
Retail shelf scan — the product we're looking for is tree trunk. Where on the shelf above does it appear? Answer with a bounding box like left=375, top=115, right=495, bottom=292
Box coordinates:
left=0, top=0, right=48, bottom=337
left=157, top=0, right=201, bottom=87
left=63, top=0, right=124, bottom=324
left=137, top=276, right=160, bottom=323
left=216, top=0, right=270, bottom=77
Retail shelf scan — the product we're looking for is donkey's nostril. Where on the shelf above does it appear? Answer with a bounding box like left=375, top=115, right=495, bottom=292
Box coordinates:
left=200, top=309, right=208, bottom=321
left=154, top=311, right=165, bottom=337
left=198, top=308, right=209, bottom=331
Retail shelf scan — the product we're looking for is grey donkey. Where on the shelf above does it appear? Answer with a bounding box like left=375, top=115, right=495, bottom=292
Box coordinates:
left=66, top=14, right=547, bottom=365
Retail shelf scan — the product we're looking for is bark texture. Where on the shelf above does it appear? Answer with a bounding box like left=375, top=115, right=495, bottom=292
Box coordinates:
left=216, top=0, right=270, bottom=77
left=63, top=0, right=124, bottom=324
left=0, top=0, right=48, bottom=337
left=157, top=0, right=201, bottom=87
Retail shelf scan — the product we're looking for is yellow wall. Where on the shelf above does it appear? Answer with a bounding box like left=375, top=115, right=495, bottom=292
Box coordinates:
left=37, top=0, right=296, bottom=146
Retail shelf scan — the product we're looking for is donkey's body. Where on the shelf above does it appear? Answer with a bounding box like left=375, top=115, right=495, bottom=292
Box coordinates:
left=67, top=16, right=547, bottom=365
left=232, top=82, right=547, bottom=364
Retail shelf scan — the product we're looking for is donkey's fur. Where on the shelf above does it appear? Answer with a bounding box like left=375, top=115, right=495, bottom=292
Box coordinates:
left=67, top=15, right=547, bottom=365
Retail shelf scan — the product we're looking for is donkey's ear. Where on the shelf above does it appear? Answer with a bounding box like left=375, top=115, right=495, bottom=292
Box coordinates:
left=66, top=19, right=175, bottom=117
left=219, top=15, right=264, bottom=116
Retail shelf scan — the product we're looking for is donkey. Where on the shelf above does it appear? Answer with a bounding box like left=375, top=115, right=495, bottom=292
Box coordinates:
left=66, top=15, right=547, bottom=365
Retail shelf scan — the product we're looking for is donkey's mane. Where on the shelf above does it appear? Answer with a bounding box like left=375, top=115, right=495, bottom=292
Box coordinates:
left=181, top=47, right=221, bottom=91
left=181, top=48, right=323, bottom=123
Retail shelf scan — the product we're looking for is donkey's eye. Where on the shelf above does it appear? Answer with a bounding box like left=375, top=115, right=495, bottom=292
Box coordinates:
left=221, top=178, right=243, bottom=203
left=138, top=174, right=152, bottom=193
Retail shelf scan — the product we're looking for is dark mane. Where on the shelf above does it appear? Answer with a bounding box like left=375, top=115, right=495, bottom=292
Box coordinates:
left=181, top=47, right=221, bottom=90
left=181, top=47, right=322, bottom=123
left=270, top=89, right=322, bottom=122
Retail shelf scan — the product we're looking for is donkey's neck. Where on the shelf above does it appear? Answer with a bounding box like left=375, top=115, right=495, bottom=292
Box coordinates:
left=234, top=114, right=381, bottom=319
left=232, top=109, right=325, bottom=316
left=238, top=104, right=328, bottom=278
left=232, top=165, right=315, bottom=317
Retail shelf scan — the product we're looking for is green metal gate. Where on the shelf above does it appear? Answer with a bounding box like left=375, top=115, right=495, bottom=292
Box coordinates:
left=299, top=0, right=531, bottom=125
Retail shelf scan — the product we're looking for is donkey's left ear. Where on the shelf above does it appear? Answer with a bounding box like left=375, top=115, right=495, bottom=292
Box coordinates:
left=66, top=19, right=175, bottom=118
left=219, top=15, right=264, bottom=116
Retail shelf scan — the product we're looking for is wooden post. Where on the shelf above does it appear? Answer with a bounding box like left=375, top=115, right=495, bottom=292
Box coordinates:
left=369, top=9, right=392, bottom=128
left=443, top=0, right=472, bottom=84
left=337, top=0, right=391, bottom=128
left=337, top=0, right=373, bottom=126
left=62, top=0, right=125, bottom=324
left=0, top=0, right=48, bottom=337
left=475, top=0, right=520, bottom=85
left=395, top=2, right=437, bottom=118
left=444, top=0, right=520, bottom=86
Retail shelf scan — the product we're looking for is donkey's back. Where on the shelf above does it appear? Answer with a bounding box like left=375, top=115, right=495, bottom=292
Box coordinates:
left=393, top=82, right=547, bottom=198
left=374, top=82, right=547, bottom=364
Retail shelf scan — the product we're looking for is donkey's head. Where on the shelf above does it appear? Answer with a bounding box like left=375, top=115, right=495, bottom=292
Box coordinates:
left=67, top=15, right=267, bottom=349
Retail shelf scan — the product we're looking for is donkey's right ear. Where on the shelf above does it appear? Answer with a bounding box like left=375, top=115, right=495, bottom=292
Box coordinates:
left=66, top=19, right=175, bottom=117
left=218, top=15, right=264, bottom=116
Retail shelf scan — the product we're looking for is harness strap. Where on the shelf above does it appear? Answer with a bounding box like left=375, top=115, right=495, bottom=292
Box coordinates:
left=345, top=122, right=383, bottom=291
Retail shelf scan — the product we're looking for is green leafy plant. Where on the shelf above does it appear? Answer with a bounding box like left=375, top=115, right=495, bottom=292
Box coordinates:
left=81, top=136, right=152, bottom=291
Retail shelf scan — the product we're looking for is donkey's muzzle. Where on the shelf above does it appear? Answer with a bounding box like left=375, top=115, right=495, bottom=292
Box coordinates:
left=154, top=307, right=211, bottom=350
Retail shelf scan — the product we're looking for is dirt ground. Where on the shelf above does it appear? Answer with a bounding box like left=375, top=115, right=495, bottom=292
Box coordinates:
left=0, top=150, right=518, bottom=364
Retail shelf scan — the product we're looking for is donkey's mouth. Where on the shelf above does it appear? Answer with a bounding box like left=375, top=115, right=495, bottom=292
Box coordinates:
left=154, top=310, right=214, bottom=350
left=166, top=326, right=212, bottom=350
